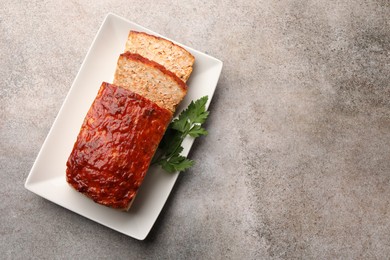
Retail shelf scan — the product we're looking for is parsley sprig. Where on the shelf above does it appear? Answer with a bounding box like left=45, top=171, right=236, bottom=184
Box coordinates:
left=152, top=96, right=209, bottom=173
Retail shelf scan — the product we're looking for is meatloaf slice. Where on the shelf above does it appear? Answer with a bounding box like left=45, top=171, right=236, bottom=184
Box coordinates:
left=124, top=31, right=195, bottom=82
left=66, top=82, right=172, bottom=211
left=114, top=52, right=187, bottom=113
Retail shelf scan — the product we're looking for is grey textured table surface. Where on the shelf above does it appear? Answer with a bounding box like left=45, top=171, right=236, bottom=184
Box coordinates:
left=1, top=0, right=390, bottom=259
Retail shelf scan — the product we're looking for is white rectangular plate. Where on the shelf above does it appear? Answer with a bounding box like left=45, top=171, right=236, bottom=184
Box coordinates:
left=24, top=13, right=222, bottom=240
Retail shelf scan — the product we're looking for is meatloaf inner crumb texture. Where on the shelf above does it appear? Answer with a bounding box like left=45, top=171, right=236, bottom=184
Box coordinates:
left=125, top=31, right=195, bottom=82
left=114, top=52, right=188, bottom=113
left=66, top=82, right=173, bottom=210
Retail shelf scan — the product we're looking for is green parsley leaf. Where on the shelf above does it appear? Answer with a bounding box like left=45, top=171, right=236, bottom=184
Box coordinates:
left=153, top=96, right=210, bottom=173
left=159, top=129, right=183, bottom=156
left=160, top=156, right=194, bottom=173
left=188, top=125, right=208, bottom=137
left=184, top=96, right=209, bottom=124
left=171, top=117, right=190, bottom=133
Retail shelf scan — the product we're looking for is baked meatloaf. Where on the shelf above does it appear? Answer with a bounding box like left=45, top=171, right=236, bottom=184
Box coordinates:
left=66, top=82, right=172, bottom=210
left=124, top=31, right=195, bottom=82
left=114, top=52, right=187, bottom=113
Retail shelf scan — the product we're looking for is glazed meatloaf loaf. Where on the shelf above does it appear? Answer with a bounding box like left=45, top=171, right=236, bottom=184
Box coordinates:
left=67, top=31, right=195, bottom=210
left=114, top=52, right=187, bottom=113
left=66, top=82, right=172, bottom=210
left=125, top=31, right=195, bottom=82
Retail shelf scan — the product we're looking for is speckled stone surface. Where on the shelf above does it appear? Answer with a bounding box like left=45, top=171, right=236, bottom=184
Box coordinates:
left=1, top=1, right=390, bottom=259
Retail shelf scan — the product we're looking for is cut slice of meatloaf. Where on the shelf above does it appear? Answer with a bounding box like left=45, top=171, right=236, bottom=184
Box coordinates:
left=113, top=52, right=187, bottom=113
left=124, top=31, right=195, bottom=82
left=66, top=82, right=172, bottom=211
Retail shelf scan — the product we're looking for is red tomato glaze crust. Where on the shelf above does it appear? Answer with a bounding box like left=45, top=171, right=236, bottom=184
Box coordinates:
left=66, top=82, right=172, bottom=210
